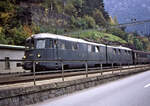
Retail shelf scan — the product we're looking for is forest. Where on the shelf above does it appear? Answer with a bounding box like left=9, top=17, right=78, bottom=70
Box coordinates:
left=0, top=0, right=150, bottom=51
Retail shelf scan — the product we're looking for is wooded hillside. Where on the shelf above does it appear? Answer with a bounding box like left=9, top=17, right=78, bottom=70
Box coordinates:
left=0, top=0, right=150, bottom=51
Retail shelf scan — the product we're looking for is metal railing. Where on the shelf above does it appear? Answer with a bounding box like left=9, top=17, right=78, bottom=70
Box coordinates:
left=0, top=59, right=149, bottom=86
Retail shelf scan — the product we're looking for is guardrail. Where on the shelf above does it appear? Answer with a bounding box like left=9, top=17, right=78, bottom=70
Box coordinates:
left=0, top=59, right=149, bottom=86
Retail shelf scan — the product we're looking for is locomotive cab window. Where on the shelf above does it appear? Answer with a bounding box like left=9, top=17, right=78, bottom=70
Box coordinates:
left=25, top=39, right=35, bottom=50
left=36, top=39, right=46, bottom=49
left=134, top=53, right=137, bottom=58
left=25, top=40, right=30, bottom=50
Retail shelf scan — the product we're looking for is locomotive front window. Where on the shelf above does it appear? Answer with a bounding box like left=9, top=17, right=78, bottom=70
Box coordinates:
left=25, top=39, right=34, bottom=50
left=25, top=40, right=30, bottom=50
left=36, top=40, right=46, bottom=49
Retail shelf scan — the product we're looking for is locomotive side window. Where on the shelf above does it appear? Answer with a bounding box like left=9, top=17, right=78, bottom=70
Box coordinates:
left=134, top=53, right=137, bottom=58
left=95, top=46, right=100, bottom=53
left=58, top=41, right=65, bottom=50
left=113, top=49, right=117, bottom=55
left=49, top=40, right=53, bottom=48
left=147, top=54, right=150, bottom=58
left=74, top=43, right=78, bottom=50
left=65, top=42, right=72, bottom=50
left=88, top=45, right=92, bottom=52
left=125, top=50, right=127, bottom=54
left=53, top=40, right=57, bottom=48
left=72, top=43, right=78, bottom=51
left=61, top=43, right=65, bottom=49
left=92, top=46, right=95, bottom=52
left=118, top=49, right=121, bottom=55
left=49, top=40, right=57, bottom=48
left=128, top=51, right=130, bottom=55
left=36, top=40, right=46, bottom=49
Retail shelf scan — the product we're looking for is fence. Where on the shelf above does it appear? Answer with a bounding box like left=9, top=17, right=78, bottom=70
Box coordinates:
left=0, top=59, right=149, bottom=86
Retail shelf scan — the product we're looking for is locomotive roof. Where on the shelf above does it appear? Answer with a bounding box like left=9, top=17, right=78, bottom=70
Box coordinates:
left=107, top=45, right=132, bottom=51
left=133, top=50, right=150, bottom=54
left=28, top=33, right=132, bottom=50
left=29, top=33, right=106, bottom=46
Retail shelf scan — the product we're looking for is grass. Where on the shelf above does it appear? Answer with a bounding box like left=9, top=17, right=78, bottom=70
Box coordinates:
left=66, top=29, right=127, bottom=44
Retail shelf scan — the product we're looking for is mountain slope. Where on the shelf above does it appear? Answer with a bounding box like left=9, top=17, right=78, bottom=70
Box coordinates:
left=104, top=0, right=150, bottom=23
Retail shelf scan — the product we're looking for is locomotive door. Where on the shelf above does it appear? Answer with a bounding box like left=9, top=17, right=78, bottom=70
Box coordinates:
left=47, top=39, right=58, bottom=68
left=53, top=39, right=59, bottom=68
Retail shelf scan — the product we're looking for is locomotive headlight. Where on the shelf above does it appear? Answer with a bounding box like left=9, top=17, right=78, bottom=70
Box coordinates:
left=23, top=55, right=26, bottom=59
left=37, top=54, right=41, bottom=58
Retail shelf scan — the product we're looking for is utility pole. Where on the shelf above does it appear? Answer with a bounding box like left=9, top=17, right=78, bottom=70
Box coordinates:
left=144, top=23, right=147, bottom=35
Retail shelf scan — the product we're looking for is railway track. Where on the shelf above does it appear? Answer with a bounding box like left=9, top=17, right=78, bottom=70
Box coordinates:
left=0, top=66, right=119, bottom=77
left=0, top=64, right=149, bottom=85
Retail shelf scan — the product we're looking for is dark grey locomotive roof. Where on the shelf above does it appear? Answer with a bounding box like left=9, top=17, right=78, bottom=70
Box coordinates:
left=28, top=33, right=132, bottom=51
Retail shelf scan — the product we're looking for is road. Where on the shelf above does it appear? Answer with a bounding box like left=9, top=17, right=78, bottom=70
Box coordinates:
left=30, top=71, right=150, bottom=106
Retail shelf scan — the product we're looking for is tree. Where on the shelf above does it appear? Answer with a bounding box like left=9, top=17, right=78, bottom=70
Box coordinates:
left=0, top=0, right=30, bottom=45
left=84, top=15, right=96, bottom=28
left=64, top=2, right=76, bottom=16
left=93, top=9, right=107, bottom=27
left=0, top=0, right=16, bottom=27
left=133, top=37, right=143, bottom=50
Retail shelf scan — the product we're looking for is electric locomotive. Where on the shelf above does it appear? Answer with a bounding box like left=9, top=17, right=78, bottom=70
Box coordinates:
left=23, top=33, right=107, bottom=71
left=23, top=33, right=149, bottom=71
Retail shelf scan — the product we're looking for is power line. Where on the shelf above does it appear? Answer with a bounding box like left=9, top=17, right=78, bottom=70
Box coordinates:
left=111, top=19, right=150, bottom=28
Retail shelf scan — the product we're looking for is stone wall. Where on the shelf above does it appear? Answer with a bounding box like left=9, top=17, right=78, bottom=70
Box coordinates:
left=0, top=68, right=148, bottom=106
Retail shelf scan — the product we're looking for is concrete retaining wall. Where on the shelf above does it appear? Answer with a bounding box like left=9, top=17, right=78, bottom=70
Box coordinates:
left=0, top=69, right=148, bottom=106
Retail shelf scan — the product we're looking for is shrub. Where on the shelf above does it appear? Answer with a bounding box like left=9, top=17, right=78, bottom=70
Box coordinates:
left=106, top=28, right=127, bottom=40
left=93, top=9, right=107, bottom=27
left=64, top=3, right=77, bottom=16
left=84, top=15, right=96, bottom=28
left=7, top=25, right=29, bottom=45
